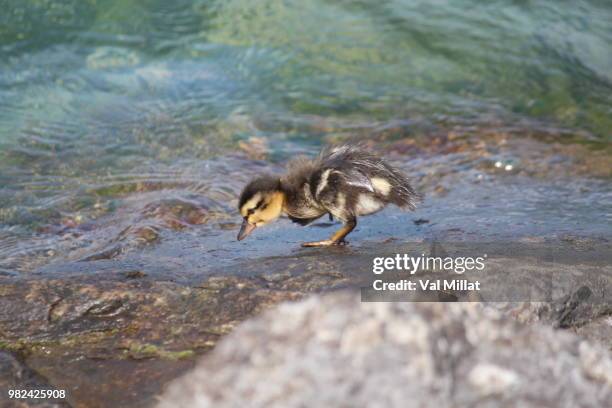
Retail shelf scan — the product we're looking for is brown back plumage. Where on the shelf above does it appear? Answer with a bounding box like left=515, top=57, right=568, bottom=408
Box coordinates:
left=316, top=144, right=422, bottom=210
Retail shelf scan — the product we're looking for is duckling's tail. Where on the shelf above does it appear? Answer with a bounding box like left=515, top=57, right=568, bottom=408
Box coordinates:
left=388, top=169, right=422, bottom=211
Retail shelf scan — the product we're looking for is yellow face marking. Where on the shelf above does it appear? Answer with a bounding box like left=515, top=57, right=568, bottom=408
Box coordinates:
left=240, top=192, right=262, bottom=217
left=245, top=191, right=284, bottom=226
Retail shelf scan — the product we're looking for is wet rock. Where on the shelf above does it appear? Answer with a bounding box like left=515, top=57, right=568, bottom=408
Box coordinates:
left=0, top=268, right=346, bottom=407
left=141, top=197, right=213, bottom=229
left=558, top=234, right=607, bottom=251
left=132, top=225, right=160, bottom=244
left=571, top=315, right=612, bottom=350
left=123, top=270, right=147, bottom=279
left=157, top=292, right=612, bottom=408
left=0, top=237, right=609, bottom=407
left=259, top=271, right=292, bottom=283
left=524, top=284, right=611, bottom=348
left=486, top=264, right=611, bottom=349
left=547, top=286, right=612, bottom=329
left=79, top=244, right=124, bottom=261
left=237, top=136, right=268, bottom=160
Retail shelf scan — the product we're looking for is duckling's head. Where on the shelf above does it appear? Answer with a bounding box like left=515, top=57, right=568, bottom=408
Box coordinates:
left=237, top=176, right=284, bottom=241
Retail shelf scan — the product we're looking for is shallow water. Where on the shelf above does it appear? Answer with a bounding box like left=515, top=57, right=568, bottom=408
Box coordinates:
left=0, top=0, right=611, bottom=275
left=5, top=149, right=611, bottom=278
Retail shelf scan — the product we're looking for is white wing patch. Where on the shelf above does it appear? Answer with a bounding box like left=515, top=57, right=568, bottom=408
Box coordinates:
left=371, top=177, right=391, bottom=196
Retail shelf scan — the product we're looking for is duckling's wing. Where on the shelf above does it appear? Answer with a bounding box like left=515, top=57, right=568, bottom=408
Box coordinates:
left=321, top=144, right=421, bottom=210
left=342, top=167, right=375, bottom=193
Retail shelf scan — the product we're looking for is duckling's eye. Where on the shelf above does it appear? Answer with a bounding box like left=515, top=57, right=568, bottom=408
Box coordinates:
left=249, top=200, right=265, bottom=214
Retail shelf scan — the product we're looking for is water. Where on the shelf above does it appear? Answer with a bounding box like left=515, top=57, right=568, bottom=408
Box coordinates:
left=0, top=0, right=611, bottom=274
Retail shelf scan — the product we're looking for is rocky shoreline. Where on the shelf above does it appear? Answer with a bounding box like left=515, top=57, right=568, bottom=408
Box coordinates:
left=1, top=237, right=610, bottom=407
left=1, top=131, right=610, bottom=407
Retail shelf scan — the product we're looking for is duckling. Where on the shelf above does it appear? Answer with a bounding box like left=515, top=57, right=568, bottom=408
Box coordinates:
left=237, top=144, right=421, bottom=247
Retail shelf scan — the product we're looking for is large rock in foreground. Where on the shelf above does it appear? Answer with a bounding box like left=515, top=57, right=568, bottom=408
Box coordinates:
left=158, top=292, right=611, bottom=408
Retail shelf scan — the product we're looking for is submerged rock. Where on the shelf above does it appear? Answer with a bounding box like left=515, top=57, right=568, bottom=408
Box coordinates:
left=158, top=292, right=612, bottom=408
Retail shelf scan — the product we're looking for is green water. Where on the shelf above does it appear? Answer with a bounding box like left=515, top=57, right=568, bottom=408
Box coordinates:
left=2, top=1, right=611, bottom=157
left=0, top=0, right=611, bottom=272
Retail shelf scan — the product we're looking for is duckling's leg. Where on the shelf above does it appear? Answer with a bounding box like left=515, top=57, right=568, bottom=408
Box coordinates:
left=302, top=217, right=356, bottom=247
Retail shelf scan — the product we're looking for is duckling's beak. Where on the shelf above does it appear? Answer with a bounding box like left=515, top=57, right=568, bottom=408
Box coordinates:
left=237, top=219, right=256, bottom=241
